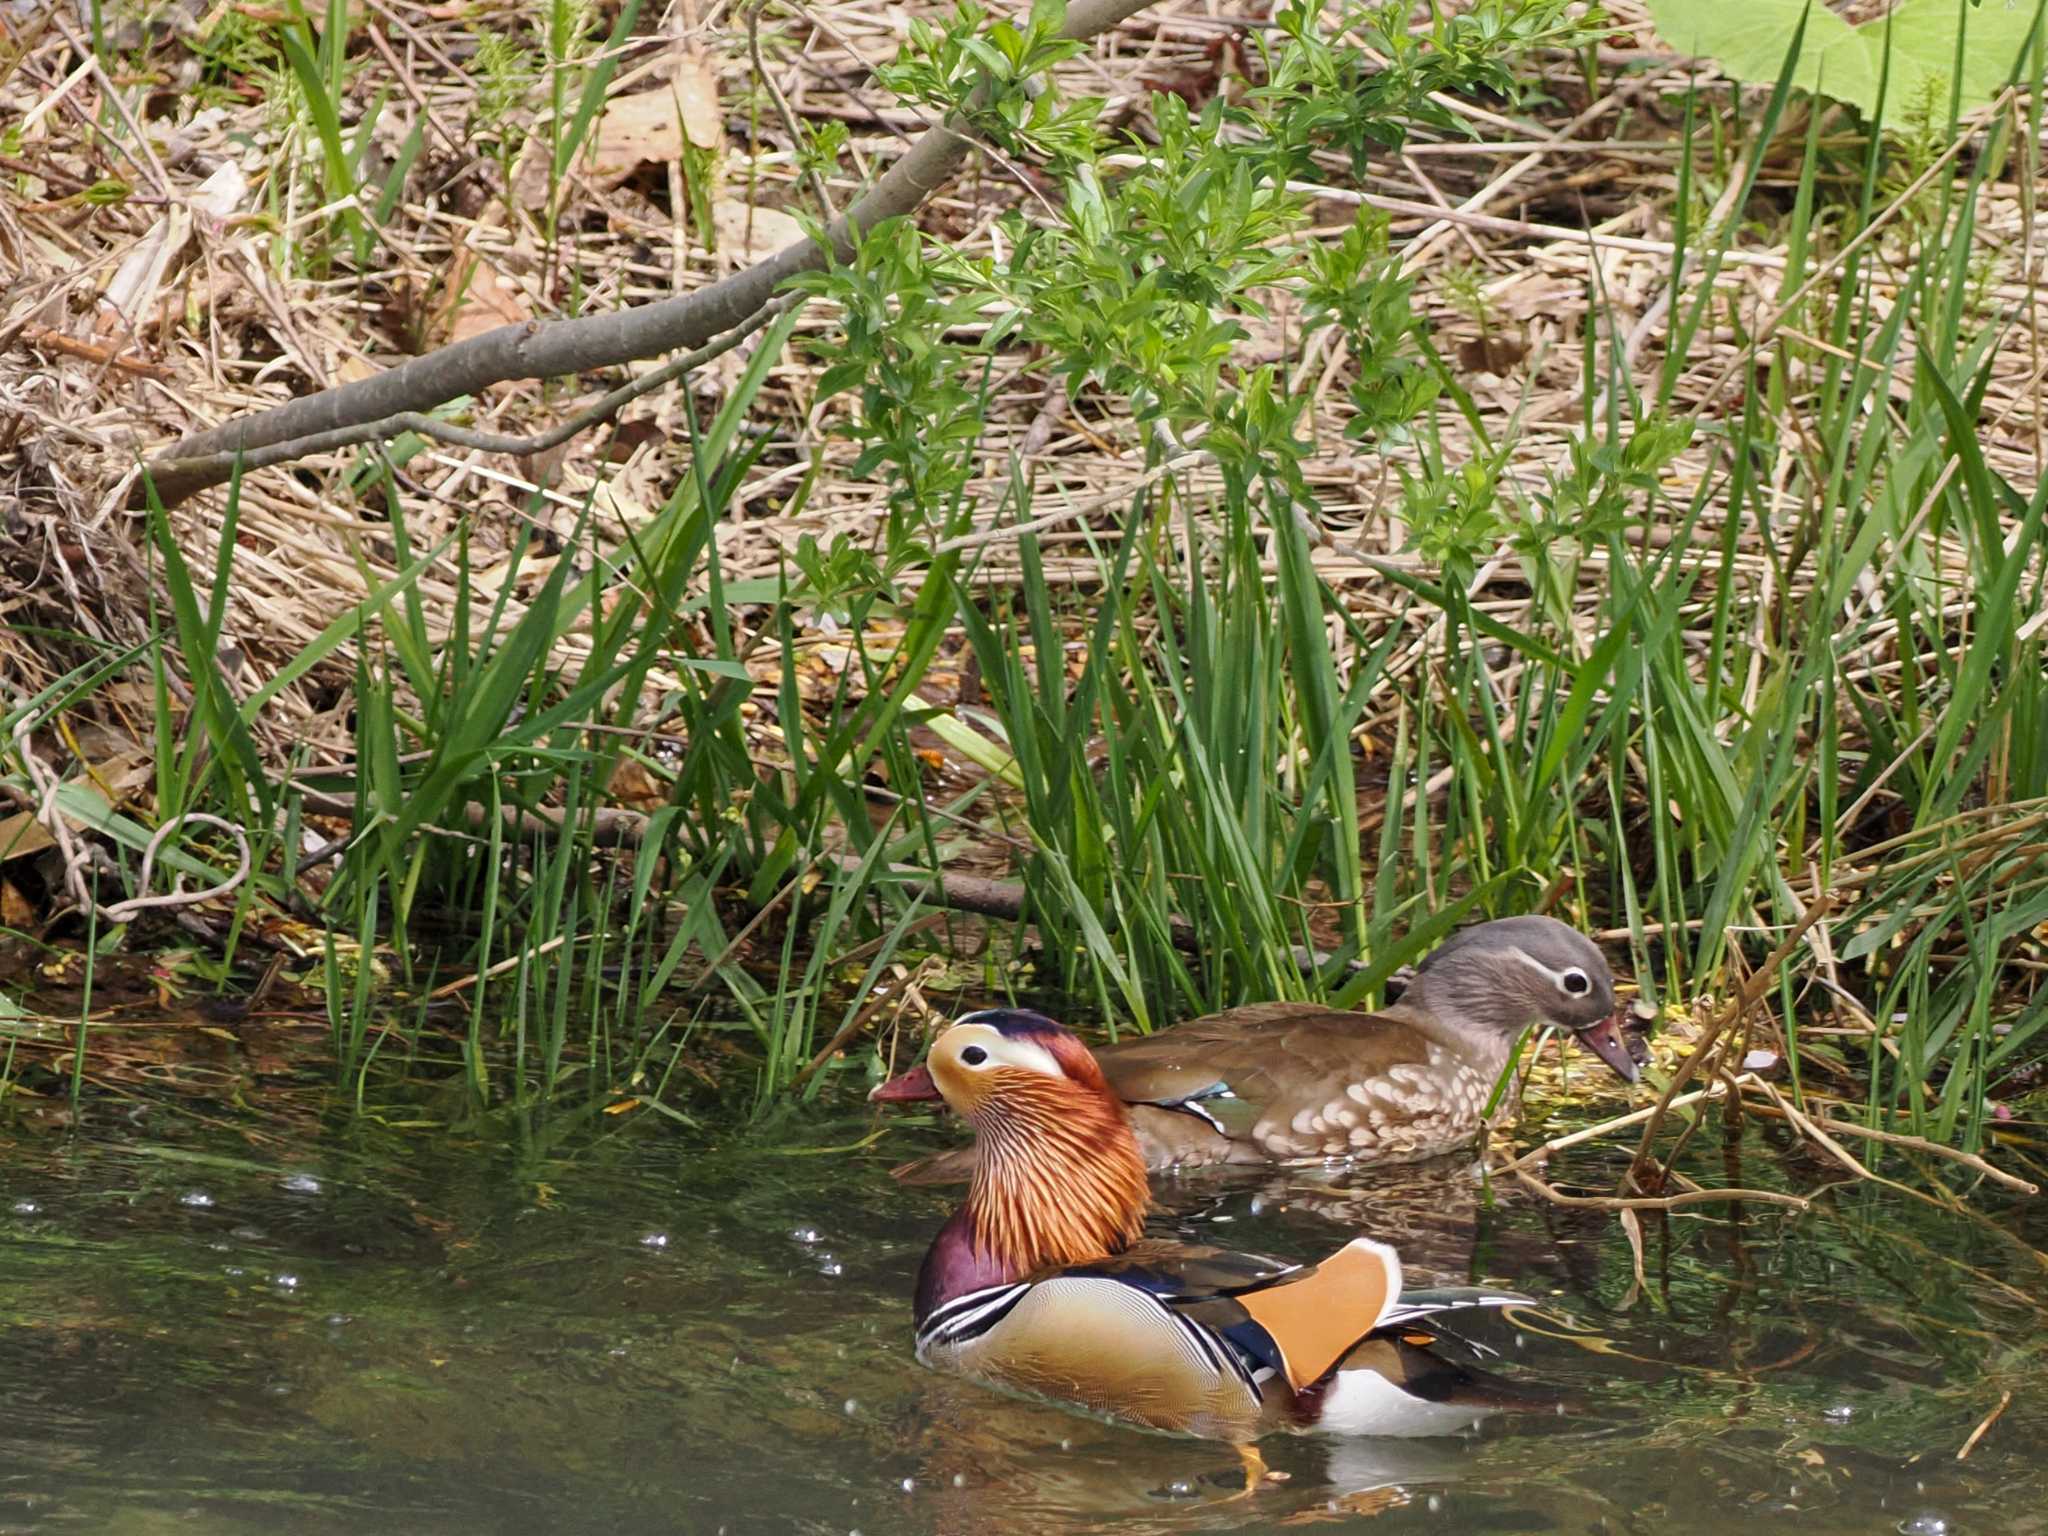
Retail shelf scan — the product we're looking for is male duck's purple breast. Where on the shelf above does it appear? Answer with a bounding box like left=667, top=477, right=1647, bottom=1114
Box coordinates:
left=913, top=1207, right=1018, bottom=1324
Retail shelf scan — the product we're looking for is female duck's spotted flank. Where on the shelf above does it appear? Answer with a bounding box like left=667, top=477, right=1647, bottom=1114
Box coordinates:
left=896, top=915, right=1640, bottom=1181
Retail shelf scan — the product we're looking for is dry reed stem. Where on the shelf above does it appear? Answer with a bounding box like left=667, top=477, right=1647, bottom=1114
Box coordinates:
left=1495, top=1061, right=2039, bottom=1222
left=1618, top=894, right=1836, bottom=1194
left=1957, top=1390, right=2014, bottom=1461
left=1512, top=1165, right=1812, bottom=1213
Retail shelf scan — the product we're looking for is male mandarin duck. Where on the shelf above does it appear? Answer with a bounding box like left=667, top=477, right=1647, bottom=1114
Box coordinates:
left=895, top=915, right=1640, bottom=1183
left=870, top=1010, right=1552, bottom=1442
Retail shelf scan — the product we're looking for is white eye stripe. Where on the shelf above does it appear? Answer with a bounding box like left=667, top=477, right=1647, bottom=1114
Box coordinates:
left=945, top=1024, right=1066, bottom=1078
left=1504, top=948, right=1599, bottom=997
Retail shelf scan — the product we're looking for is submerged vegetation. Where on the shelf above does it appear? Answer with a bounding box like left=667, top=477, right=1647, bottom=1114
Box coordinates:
left=1, top=0, right=2044, bottom=1177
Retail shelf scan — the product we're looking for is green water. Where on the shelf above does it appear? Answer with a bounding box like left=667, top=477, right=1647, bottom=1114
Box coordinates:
left=3, top=1083, right=2044, bottom=1536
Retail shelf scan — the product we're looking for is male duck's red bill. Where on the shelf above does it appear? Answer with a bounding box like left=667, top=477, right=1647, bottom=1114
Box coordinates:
left=870, top=1008, right=1557, bottom=1442
left=868, top=1063, right=939, bottom=1102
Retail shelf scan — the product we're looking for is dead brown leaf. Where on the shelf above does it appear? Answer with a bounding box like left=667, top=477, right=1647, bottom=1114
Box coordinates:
left=433, top=246, right=530, bottom=345
left=588, top=58, right=723, bottom=189
left=669, top=50, right=724, bottom=151
left=710, top=199, right=803, bottom=264
left=0, top=811, right=57, bottom=864
left=1, top=879, right=37, bottom=927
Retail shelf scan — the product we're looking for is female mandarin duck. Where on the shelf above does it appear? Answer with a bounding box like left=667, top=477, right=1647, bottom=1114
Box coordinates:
left=871, top=1010, right=1547, bottom=1441
left=897, top=915, right=1640, bottom=1182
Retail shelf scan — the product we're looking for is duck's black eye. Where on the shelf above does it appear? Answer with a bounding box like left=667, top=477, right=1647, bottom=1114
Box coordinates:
left=1561, top=969, right=1591, bottom=996
left=960, top=1045, right=989, bottom=1066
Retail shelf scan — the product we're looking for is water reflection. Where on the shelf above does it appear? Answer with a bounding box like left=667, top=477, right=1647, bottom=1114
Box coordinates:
left=0, top=1094, right=2043, bottom=1536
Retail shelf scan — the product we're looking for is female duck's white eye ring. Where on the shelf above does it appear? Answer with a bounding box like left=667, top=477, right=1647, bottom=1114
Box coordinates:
left=1560, top=969, right=1591, bottom=997
left=960, top=1045, right=990, bottom=1067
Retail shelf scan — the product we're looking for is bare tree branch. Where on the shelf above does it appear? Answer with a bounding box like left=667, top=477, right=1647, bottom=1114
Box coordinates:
left=137, top=0, right=1164, bottom=507
left=155, top=294, right=798, bottom=489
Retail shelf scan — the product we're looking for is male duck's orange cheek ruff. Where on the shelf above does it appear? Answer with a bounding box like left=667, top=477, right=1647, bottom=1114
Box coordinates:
left=964, top=1075, right=1149, bottom=1277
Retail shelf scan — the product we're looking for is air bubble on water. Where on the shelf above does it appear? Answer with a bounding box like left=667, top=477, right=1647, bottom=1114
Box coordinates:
left=1898, top=1517, right=1949, bottom=1536
left=1059, top=1439, right=1072, bottom=1452
left=900, top=1479, right=915, bottom=1493
left=281, top=1173, right=323, bottom=1195
left=1427, top=1495, right=1443, bottom=1513
left=222, top=1266, right=245, bottom=1277
left=325, top=1314, right=352, bottom=1327
left=1824, top=1404, right=1855, bottom=1422
left=609, top=1347, right=629, bottom=1358
left=951, top=1474, right=966, bottom=1488
left=179, top=1191, right=215, bottom=1208
left=1169, top=1481, right=1195, bottom=1497
left=11, top=1200, right=39, bottom=1215
left=640, top=1232, right=671, bottom=1249
left=1247, top=1197, right=1265, bottom=1215
left=273, top=1273, right=300, bottom=1292
left=818, top=1254, right=844, bottom=1277
left=792, top=1226, right=824, bottom=1245
left=843, top=1399, right=859, bottom=1416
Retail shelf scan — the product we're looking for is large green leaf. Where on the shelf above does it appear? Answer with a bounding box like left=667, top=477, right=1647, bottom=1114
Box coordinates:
left=1646, top=0, right=2045, bottom=128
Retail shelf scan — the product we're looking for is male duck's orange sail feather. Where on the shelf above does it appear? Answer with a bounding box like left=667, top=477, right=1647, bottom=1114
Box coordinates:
left=1230, top=1237, right=1398, bottom=1394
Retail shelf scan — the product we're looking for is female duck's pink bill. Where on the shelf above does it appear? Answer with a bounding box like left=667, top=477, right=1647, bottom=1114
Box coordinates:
left=1571, top=1008, right=1643, bottom=1083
